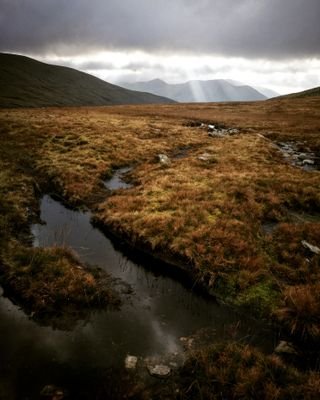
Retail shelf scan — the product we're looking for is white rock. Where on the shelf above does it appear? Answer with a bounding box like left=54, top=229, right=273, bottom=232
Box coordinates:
left=158, top=154, right=171, bottom=166
left=147, top=364, right=171, bottom=378
left=125, top=355, right=138, bottom=369
left=198, top=152, right=212, bottom=161
left=302, top=159, right=315, bottom=165
left=302, top=240, right=320, bottom=255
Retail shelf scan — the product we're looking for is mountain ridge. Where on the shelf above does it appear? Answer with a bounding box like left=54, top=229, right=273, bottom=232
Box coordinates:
left=0, top=53, right=175, bottom=108
left=120, top=78, right=268, bottom=102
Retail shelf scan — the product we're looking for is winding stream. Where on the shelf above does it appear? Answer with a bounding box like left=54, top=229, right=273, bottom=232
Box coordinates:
left=0, top=195, right=275, bottom=399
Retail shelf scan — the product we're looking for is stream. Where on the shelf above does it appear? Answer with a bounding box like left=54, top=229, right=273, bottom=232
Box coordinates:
left=0, top=195, right=275, bottom=399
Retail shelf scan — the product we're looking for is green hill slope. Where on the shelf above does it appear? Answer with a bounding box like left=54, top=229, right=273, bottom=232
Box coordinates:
left=0, top=53, right=175, bottom=107
left=276, top=86, right=320, bottom=99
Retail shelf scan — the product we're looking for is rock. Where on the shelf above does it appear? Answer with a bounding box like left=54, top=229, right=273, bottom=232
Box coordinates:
left=198, top=152, right=212, bottom=161
left=169, top=362, right=178, bottom=368
left=125, top=355, right=138, bottom=369
left=302, top=240, right=320, bottom=255
left=298, top=153, right=308, bottom=160
left=274, top=341, right=298, bottom=355
left=40, top=385, right=64, bottom=400
left=158, top=154, right=171, bottom=166
left=180, top=336, right=194, bottom=349
left=302, top=159, right=315, bottom=165
left=207, top=124, right=215, bottom=131
left=147, top=364, right=171, bottom=378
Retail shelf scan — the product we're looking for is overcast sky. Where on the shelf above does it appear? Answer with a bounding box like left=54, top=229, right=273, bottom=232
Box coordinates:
left=1, top=0, right=319, bottom=94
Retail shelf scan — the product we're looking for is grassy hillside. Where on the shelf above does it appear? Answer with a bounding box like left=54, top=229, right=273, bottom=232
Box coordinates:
left=276, top=86, right=320, bottom=99
left=0, top=53, right=175, bottom=107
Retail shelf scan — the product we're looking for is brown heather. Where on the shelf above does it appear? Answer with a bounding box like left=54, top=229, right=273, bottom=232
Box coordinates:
left=0, top=98, right=320, bottom=394
left=176, top=342, right=320, bottom=400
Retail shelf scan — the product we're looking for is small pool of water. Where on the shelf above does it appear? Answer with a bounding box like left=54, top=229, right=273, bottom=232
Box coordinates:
left=0, top=196, right=275, bottom=399
left=104, top=167, right=133, bottom=190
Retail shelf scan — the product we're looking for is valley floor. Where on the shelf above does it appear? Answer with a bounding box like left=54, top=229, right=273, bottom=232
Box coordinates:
left=0, top=98, right=320, bottom=398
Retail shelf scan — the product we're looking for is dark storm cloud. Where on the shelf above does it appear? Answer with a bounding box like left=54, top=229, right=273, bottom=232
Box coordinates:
left=0, top=0, right=319, bottom=58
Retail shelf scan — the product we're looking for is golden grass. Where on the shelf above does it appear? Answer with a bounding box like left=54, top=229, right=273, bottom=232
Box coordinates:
left=0, top=98, right=319, bottom=337
left=177, top=342, right=320, bottom=399
left=1, top=243, right=119, bottom=316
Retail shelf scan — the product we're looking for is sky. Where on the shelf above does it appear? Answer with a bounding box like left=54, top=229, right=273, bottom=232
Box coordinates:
left=1, top=0, right=320, bottom=94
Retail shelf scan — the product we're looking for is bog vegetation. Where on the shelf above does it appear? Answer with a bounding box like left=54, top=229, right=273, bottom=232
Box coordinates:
left=0, top=97, right=319, bottom=397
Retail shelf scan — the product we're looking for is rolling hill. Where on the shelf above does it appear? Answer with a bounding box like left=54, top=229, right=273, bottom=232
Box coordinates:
left=275, top=86, right=320, bottom=99
left=0, top=53, right=175, bottom=108
left=120, top=78, right=267, bottom=102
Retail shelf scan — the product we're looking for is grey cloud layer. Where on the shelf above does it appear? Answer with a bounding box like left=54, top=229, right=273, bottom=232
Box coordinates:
left=1, top=0, right=319, bottom=58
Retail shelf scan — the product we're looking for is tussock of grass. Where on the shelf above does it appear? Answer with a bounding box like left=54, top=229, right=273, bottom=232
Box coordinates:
left=177, top=343, right=320, bottom=399
left=1, top=243, right=120, bottom=316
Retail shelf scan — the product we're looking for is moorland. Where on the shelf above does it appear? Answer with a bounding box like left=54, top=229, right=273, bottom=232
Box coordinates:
left=0, top=96, right=320, bottom=398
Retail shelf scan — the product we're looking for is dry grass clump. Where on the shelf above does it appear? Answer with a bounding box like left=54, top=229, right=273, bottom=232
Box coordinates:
left=267, top=223, right=320, bottom=340
left=178, top=343, right=320, bottom=399
left=269, top=223, right=320, bottom=284
left=275, top=284, right=320, bottom=341
left=1, top=243, right=120, bottom=316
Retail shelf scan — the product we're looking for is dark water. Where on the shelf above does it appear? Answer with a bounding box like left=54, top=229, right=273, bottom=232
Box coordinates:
left=104, top=167, right=132, bottom=190
left=0, top=196, right=274, bottom=399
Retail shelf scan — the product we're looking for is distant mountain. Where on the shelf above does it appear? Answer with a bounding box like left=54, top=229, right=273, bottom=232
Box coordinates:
left=275, top=86, right=320, bottom=100
left=225, top=80, right=279, bottom=98
left=120, top=79, right=267, bottom=102
left=253, top=86, right=279, bottom=98
left=0, top=53, right=175, bottom=108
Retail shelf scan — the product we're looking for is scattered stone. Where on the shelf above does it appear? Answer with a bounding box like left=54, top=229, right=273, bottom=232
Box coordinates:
left=277, top=141, right=318, bottom=171
left=40, top=385, right=64, bottom=400
left=303, top=159, right=315, bottom=166
left=169, top=361, right=178, bottom=368
left=147, top=364, right=171, bottom=378
left=125, top=355, right=138, bottom=370
left=302, top=240, right=320, bottom=255
left=180, top=336, right=194, bottom=349
left=158, top=154, right=171, bottom=166
left=274, top=341, right=298, bottom=355
left=193, top=122, right=239, bottom=138
left=198, top=152, right=212, bottom=161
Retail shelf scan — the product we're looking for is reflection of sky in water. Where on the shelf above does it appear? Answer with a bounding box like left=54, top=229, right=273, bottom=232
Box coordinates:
left=1, top=196, right=274, bottom=397
left=103, top=167, right=133, bottom=190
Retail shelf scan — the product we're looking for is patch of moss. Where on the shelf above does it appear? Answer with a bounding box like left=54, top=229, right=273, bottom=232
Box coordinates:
left=235, top=280, right=280, bottom=317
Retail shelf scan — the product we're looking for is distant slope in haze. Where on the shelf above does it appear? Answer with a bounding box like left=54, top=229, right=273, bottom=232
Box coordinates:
left=120, top=79, right=267, bottom=102
left=275, top=86, right=320, bottom=100
left=0, top=53, right=175, bottom=108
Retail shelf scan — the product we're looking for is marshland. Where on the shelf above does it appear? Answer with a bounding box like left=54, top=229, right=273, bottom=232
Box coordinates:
left=0, top=97, right=320, bottom=398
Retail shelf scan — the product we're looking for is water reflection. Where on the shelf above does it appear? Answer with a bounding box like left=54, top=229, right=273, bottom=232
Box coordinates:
left=0, top=196, right=273, bottom=399
left=104, top=167, right=133, bottom=190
